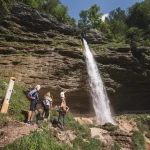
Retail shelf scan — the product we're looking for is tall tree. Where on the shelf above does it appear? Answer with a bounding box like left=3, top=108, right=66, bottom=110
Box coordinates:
left=109, top=7, right=126, bottom=23
left=126, top=1, right=150, bottom=29
left=78, top=4, right=103, bottom=31
left=108, top=7, right=127, bottom=35
left=42, top=0, right=61, bottom=14
left=53, top=5, right=68, bottom=22
left=78, top=10, right=89, bottom=30
left=88, top=4, right=102, bottom=28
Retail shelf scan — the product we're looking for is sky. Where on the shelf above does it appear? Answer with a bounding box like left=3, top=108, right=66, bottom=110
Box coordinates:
left=60, top=0, right=143, bottom=22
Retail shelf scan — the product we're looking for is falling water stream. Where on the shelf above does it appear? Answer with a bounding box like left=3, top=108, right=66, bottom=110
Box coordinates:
left=83, top=39, right=115, bottom=125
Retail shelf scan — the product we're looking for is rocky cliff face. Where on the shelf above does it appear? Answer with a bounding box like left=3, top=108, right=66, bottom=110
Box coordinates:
left=0, top=3, right=150, bottom=114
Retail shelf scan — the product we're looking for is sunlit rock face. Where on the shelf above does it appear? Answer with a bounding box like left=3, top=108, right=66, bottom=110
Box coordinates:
left=0, top=3, right=150, bottom=114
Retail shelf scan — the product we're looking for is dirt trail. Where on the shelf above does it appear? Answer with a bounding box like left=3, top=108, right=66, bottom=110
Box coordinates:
left=0, top=120, right=77, bottom=148
left=0, top=121, right=39, bottom=147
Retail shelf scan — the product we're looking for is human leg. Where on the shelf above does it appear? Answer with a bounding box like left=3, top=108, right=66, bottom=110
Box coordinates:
left=30, top=110, right=38, bottom=121
left=27, top=110, right=32, bottom=123
left=58, top=113, right=65, bottom=130
left=44, top=105, right=49, bottom=121
left=27, top=100, right=34, bottom=123
left=44, top=105, right=49, bottom=118
left=28, top=100, right=37, bottom=124
left=62, top=115, right=65, bottom=130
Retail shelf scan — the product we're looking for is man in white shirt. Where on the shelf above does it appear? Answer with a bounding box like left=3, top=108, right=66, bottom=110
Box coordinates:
left=60, top=89, right=68, bottom=103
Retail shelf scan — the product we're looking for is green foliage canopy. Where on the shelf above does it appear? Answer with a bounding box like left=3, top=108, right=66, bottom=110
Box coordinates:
left=127, top=1, right=150, bottom=29
left=78, top=4, right=103, bottom=31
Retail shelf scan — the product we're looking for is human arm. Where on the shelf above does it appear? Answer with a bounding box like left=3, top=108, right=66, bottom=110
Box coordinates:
left=49, top=101, right=52, bottom=110
left=29, top=89, right=37, bottom=100
left=64, top=89, right=69, bottom=93
left=66, top=106, right=69, bottom=112
left=35, top=92, right=39, bottom=101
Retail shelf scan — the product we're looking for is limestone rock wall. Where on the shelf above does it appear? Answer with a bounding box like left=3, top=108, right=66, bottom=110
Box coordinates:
left=0, top=3, right=150, bottom=114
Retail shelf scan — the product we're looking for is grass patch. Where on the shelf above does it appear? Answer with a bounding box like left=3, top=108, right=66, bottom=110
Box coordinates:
left=89, top=42, right=129, bottom=54
left=72, top=137, right=104, bottom=150
left=125, top=114, right=150, bottom=133
left=132, top=131, right=145, bottom=150
left=0, top=80, right=29, bottom=122
left=1, top=129, right=72, bottom=150
left=66, top=112, right=91, bottom=138
left=0, top=113, right=8, bottom=128
left=54, top=68, right=82, bottom=78
left=111, top=142, right=121, bottom=150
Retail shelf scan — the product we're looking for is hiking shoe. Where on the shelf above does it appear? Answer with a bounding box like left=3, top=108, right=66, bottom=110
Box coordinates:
left=30, top=120, right=35, bottom=125
left=60, top=127, right=64, bottom=131
left=27, top=121, right=31, bottom=124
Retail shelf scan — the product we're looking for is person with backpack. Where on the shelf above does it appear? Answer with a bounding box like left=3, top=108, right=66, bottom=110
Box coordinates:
left=42, top=92, right=53, bottom=121
left=58, top=100, right=69, bottom=131
left=27, top=85, right=41, bottom=124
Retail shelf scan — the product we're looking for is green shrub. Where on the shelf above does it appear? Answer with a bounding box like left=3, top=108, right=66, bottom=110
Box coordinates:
left=132, top=131, right=145, bottom=150
left=72, top=136, right=104, bottom=150
left=126, top=27, right=143, bottom=40
left=111, top=142, right=121, bottom=150
left=1, top=129, right=72, bottom=150
left=0, top=113, right=8, bottom=128
left=66, top=112, right=91, bottom=138
left=137, top=120, right=149, bottom=134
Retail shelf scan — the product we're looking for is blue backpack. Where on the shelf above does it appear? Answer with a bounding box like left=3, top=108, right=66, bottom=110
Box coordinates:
left=26, top=89, right=37, bottom=101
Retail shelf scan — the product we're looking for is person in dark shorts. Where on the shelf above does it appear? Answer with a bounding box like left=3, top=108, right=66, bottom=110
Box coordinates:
left=27, top=85, right=41, bottom=124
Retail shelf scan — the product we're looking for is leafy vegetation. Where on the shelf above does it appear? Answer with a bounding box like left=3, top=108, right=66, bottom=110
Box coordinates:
left=0, top=80, right=29, bottom=122
left=1, top=0, right=150, bottom=45
left=78, top=1, right=150, bottom=44
left=1, top=129, right=72, bottom=150
left=125, top=114, right=150, bottom=133
left=132, top=131, right=145, bottom=150
left=78, top=4, right=102, bottom=32
left=66, top=112, right=104, bottom=149
left=72, top=136, right=104, bottom=150
left=0, top=107, right=104, bottom=150
left=0, top=0, right=76, bottom=26
left=66, top=112, right=91, bottom=138
left=111, top=142, right=121, bottom=150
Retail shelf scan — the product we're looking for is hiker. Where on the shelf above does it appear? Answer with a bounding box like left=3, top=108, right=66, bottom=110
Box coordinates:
left=58, top=100, right=69, bottom=131
left=27, top=85, right=41, bottom=124
left=42, top=92, right=53, bottom=121
left=60, top=89, right=69, bottom=103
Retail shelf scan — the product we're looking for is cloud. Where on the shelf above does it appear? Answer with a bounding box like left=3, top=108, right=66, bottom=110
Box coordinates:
left=101, top=13, right=109, bottom=22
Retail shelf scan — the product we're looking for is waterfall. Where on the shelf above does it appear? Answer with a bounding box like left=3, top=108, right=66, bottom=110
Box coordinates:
left=83, top=39, right=115, bottom=125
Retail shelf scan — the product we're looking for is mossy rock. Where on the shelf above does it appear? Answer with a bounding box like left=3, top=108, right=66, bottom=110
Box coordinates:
left=102, top=123, right=119, bottom=132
